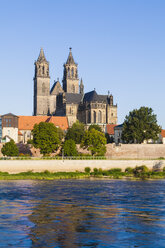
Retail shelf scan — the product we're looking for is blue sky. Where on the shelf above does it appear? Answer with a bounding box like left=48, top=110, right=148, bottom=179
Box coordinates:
left=0, top=0, right=165, bottom=127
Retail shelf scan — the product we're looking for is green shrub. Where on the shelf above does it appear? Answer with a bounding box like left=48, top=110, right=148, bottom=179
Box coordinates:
left=125, top=167, right=133, bottom=173
left=133, top=165, right=149, bottom=178
left=84, top=167, right=91, bottom=173
left=1, top=140, right=19, bottom=157
left=93, top=168, right=98, bottom=174
left=109, top=168, right=122, bottom=174
left=63, top=139, right=78, bottom=156
left=163, top=167, right=165, bottom=172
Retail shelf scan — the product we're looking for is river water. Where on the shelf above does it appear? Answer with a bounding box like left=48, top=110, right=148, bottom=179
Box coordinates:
left=0, top=179, right=165, bottom=248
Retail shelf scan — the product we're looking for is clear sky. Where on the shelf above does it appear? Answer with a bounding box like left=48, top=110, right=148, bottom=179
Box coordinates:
left=0, top=0, right=165, bottom=127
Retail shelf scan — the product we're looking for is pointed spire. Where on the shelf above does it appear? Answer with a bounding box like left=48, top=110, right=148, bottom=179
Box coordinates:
left=80, top=78, right=84, bottom=94
left=37, top=48, right=47, bottom=62
left=66, top=47, right=76, bottom=65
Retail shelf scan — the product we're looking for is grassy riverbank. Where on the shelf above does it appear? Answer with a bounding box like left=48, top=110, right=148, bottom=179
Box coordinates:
left=0, top=166, right=165, bottom=180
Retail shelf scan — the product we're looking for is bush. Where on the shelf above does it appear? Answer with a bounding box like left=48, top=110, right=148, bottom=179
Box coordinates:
left=84, top=167, right=91, bottom=173
left=1, top=140, right=19, bottom=157
left=109, top=168, right=122, bottom=174
left=93, top=168, right=98, bottom=174
left=133, top=165, right=149, bottom=177
left=125, top=167, right=133, bottom=173
left=63, top=139, right=78, bottom=156
left=163, top=167, right=165, bottom=172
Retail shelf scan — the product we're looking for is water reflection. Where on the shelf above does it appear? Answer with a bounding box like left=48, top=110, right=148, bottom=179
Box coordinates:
left=0, top=180, right=165, bottom=247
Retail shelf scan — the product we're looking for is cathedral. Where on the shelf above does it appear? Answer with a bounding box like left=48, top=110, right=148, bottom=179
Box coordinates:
left=33, top=48, right=117, bottom=127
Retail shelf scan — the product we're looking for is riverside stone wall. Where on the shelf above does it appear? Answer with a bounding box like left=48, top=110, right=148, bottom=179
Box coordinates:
left=0, top=159, right=164, bottom=173
left=106, top=144, right=165, bottom=159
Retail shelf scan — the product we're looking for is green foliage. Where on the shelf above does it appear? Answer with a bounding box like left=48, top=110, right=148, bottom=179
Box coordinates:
left=133, top=165, right=149, bottom=178
left=27, top=139, right=33, bottom=145
left=163, top=167, right=165, bottom=172
left=63, top=139, right=78, bottom=156
left=84, top=167, right=91, bottom=173
left=1, top=140, right=19, bottom=157
left=88, top=124, right=102, bottom=132
left=81, top=129, right=106, bottom=156
left=125, top=167, right=134, bottom=173
left=32, top=122, right=60, bottom=155
left=122, top=106, right=161, bottom=144
left=109, top=168, right=122, bottom=173
left=65, top=121, right=85, bottom=144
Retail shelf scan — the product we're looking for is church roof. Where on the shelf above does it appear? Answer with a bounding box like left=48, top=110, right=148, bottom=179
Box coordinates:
left=66, top=48, right=76, bottom=65
left=37, top=48, right=48, bottom=63
left=84, top=90, right=108, bottom=103
left=64, top=93, right=82, bottom=104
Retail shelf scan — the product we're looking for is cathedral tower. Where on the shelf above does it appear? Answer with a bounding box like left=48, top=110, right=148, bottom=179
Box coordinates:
left=62, top=48, right=79, bottom=93
left=33, top=48, right=50, bottom=115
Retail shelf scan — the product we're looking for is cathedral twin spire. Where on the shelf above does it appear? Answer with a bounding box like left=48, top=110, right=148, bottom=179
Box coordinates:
left=36, top=47, right=84, bottom=94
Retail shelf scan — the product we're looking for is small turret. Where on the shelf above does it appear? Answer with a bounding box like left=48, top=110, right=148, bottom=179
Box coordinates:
left=80, top=78, right=84, bottom=94
left=110, top=94, right=113, bottom=105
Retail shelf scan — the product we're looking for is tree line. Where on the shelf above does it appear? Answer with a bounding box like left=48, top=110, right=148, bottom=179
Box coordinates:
left=1, top=106, right=161, bottom=157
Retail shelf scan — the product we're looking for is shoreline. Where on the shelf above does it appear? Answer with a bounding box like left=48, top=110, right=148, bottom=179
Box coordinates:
left=0, top=159, right=164, bottom=174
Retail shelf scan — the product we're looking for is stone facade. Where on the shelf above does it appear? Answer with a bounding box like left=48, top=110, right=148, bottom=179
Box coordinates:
left=33, top=48, right=118, bottom=127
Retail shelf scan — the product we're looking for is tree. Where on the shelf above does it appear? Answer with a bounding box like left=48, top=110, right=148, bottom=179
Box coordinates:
left=32, top=122, right=60, bottom=155
left=88, top=124, right=102, bottom=132
left=122, top=106, right=161, bottom=144
left=81, top=129, right=106, bottom=156
left=1, top=140, right=19, bottom=157
left=63, top=139, right=78, bottom=156
left=65, top=121, right=85, bottom=144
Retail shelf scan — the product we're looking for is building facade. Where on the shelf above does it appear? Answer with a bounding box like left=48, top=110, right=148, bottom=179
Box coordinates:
left=34, top=48, right=117, bottom=127
left=1, top=113, right=19, bottom=143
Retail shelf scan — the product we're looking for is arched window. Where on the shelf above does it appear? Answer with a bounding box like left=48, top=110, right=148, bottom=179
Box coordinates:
left=98, top=110, right=102, bottom=123
left=42, top=66, right=45, bottom=74
left=42, top=83, right=46, bottom=94
left=68, top=68, right=70, bottom=77
left=72, top=85, right=75, bottom=93
left=93, top=111, right=96, bottom=123
left=71, top=68, right=74, bottom=77
left=88, top=111, right=91, bottom=123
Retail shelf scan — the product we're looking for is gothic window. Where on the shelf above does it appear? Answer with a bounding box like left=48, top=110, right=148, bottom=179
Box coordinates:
left=68, top=68, right=70, bottom=77
left=93, top=111, right=96, bottom=123
left=111, top=113, right=113, bottom=116
left=75, top=69, right=78, bottom=78
left=42, top=83, right=46, bottom=94
left=88, top=111, right=91, bottom=123
left=72, top=85, right=75, bottom=93
left=71, top=68, right=74, bottom=78
left=98, top=110, right=102, bottom=123
left=42, top=66, right=45, bottom=75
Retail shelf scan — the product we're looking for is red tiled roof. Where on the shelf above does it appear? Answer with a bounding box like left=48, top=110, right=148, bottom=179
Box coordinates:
left=106, top=124, right=117, bottom=135
left=161, top=129, right=165, bottom=138
left=18, top=116, right=69, bottom=131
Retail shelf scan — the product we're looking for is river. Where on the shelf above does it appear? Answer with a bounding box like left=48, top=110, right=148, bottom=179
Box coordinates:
left=0, top=179, right=165, bottom=247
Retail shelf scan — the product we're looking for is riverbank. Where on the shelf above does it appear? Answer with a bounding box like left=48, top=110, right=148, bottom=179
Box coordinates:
left=0, top=159, right=164, bottom=174
left=0, top=168, right=165, bottom=180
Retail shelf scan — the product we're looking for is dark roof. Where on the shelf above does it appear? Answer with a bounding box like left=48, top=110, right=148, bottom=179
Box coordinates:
left=50, top=81, right=58, bottom=94
left=114, top=124, right=123, bottom=129
left=65, top=93, right=82, bottom=104
left=1, top=113, right=18, bottom=117
left=84, top=90, right=108, bottom=103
